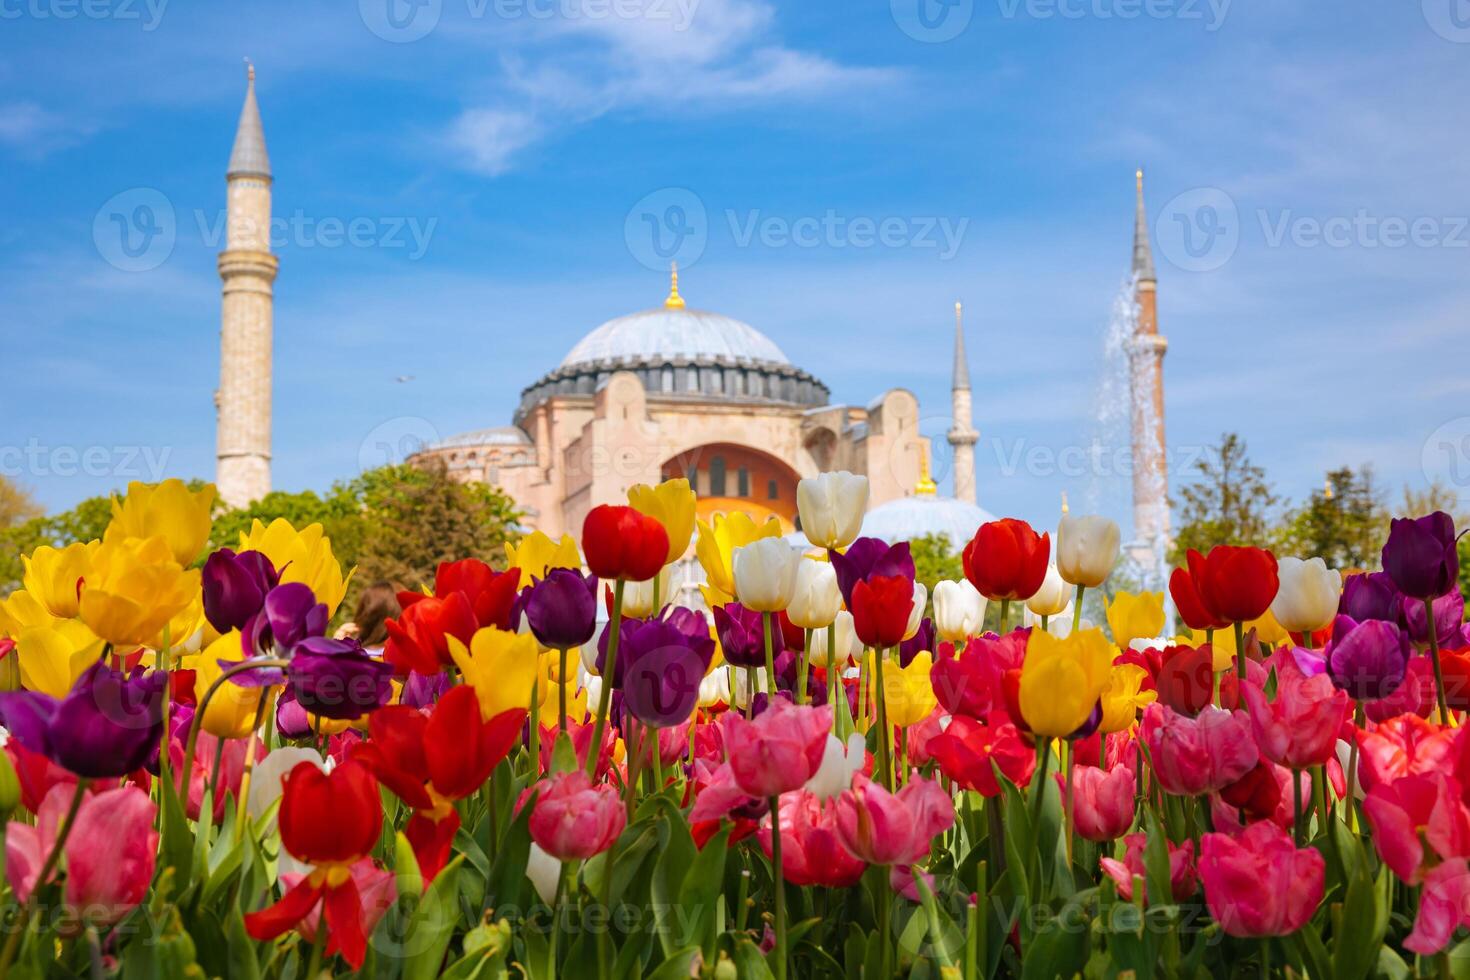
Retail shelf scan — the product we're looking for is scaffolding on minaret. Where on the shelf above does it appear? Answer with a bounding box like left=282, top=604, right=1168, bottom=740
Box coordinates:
left=1127, top=168, right=1171, bottom=580
left=947, top=301, right=979, bottom=505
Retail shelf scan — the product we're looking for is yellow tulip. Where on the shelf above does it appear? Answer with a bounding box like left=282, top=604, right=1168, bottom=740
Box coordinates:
left=1098, top=663, right=1156, bottom=734
left=505, top=532, right=581, bottom=581
left=1105, top=590, right=1165, bottom=651
left=0, top=590, right=60, bottom=638
left=1017, top=627, right=1115, bottom=738
left=695, top=512, right=783, bottom=602
left=188, top=632, right=276, bottom=739
left=14, top=620, right=105, bottom=697
left=879, top=650, right=938, bottom=728
left=448, top=627, right=538, bottom=721
left=21, top=541, right=99, bottom=618
left=238, top=519, right=350, bottom=616
left=629, top=478, right=697, bottom=566
left=150, top=595, right=207, bottom=655
left=77, top=536, right=199, bottom=648
left=1194, top=607, right=1289, bottom=659
left=105, top=479, right=216, bottom=566
left=534, top=651, right=589, bottom=725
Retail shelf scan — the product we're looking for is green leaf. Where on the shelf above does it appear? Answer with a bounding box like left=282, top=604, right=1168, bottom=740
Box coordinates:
left=395, top=831, right=425, bottom=902
left=734, top=937, right=778, bottom=980
left=643, top=945, right=702, bottom=980
left=649, top=805, right=697, bottom=955
left=1141, top=809, right=1176, bottom=914
left=551, top=731, right=578, bottom=774
left=400, top=856, right=466, bottom=980
left=1019, top=897, right=1087, bottom=980
left=157, top=758, right=194, bottom=884
left=1330, top=832, right=1385, bottom=980
left=485, top=793, right=535, bottom=913
left=677, top=825, right=730, bottom=958
left=223, top=908, right=263, bottom=980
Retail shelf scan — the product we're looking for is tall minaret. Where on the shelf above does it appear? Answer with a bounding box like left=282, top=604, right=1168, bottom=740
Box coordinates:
left=216, top=62, right=277, bottom=508
left=1129, top=169, right=1170, bottom=562
left=947, top=301, right=978, bottom=504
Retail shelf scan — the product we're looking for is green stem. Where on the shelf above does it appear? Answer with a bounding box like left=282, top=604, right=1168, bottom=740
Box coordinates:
left=1025, top=739, right=1052, bottom=899
left=549, top=862, right=567, bottom=980
left=305, top=914, right=327, bottom=978
left=1063, top=738, right=1075, bottom=868
left=530, top=673, right=541, bottom=777
left=179, top=658, right=290, bottom=798
left=999, top=599, right=1010, bottom=634
left=873, top=650, right=893, bottom=791
left=769, top=795, right=787, bottom=980
left=0, top=779, right=89, bottom=978
left=1071, top=585, right=1085, bottom=633
left=826, top=626, right=840, bottom=735
left=558, top=647, right=569, bottom=734
left=1234, top=620, right=1247, bottom=690
left=913, top=869, right=957, bottom=973
left=762, top=612, right=777, bottom=699
left=586, top=580, right=626, bottom=778
left=797, top=629, right=812, bottom=704
left=1425, top=597, right=1450, bottom=725
left=1292, top=769, right=1305, bottom=847
left=1345, top=703, right=1365, bottom=833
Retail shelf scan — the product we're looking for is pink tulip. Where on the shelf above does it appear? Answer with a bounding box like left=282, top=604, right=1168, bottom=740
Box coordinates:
left=6, top=784, right=158, bottom=932
left=1099, top=832, right=1197, bottom=904
left=170, top=732, right=264, bottom=822
left=757, top=791, right=867, bottom=888
left=1357, top=714, right=1457, bottom=795
left=833, top=773, right=954, bottom=867
left=1242, top=653, right=1351, bottom=770
left=1198, top=821, right=1325, bottom=938
left=721, top=700, right=832, bottom=798
left=1061, top=765, right=1135, bottom=842
left=688, top=760, right=763, bottom=825
left=1406, top=858, right=1470, bottom=955
left=1363, top=773, right=1470, bottom=885
left=282, top=858, right=397, bottom=953
left=527, top=770, right=625, bottom=861
left=1139, top=703, right=1258, bottom=797
left=1210, top=760, right=1302, bottom=836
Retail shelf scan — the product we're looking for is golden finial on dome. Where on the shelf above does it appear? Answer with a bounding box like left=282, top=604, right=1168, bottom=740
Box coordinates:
left=664, top=261, right=686, bottom=310
left=916, top=442, right=937, bottom=497
left=1323, top=477, right=1334, bottom=501
left=245, top=58, right=254, bottom=83
left=1136, top=167, right=1144, bottom=190
left=1061, top=491, right=1070, bottom=515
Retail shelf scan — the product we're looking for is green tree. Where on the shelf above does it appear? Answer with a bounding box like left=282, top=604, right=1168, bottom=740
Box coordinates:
left=1274, top=466, right=1387, bottom=571
left=1170, top=432, right=1280, bottom=565
left=909, top=533, right=962, bottom=600
left=0, top=476, right=41, bottom=530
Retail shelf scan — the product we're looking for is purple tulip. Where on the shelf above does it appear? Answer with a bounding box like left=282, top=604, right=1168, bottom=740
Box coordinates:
left=524, top=569, right=599, bottom=650
left=1338, top=571, right=1402, bottom=624
left=898, top=617, right=935, bottom=668
left=659, top=607, right=717, bottom=669
left=829, top=538, right=915, bottom=607
left=241, top=583, right=328, bottom=660
left=1067, top=700, right=1104, bottom=741
left=0, top=663, right=165, bottom=778
left=1325, top=615, right=1411, bottom=701
left=289, top=636, right=394, bottom=721
left=1401, top=589, right=1465, bottom=647
left=713, top=602, right=765, bottom=668
left=400, top=669, right=451, bottom=709
left=618, top=616, right=709, bottom=728
left=274, top=686, right=312, bottom=740
left=1382, top=512, right=1462, bottom=600
left=201, top=548, right=280, bottom=634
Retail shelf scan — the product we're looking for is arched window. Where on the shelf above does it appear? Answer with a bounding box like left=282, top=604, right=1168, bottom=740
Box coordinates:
left=661, top=366, right=674, bottom=392
left=737, top=467, right=750, bottom=497
left=709, top=456, right=727, bottom=496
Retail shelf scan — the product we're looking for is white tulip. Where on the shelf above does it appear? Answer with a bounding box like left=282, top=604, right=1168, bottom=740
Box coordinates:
left=786, top=559, right=841, bottom=629
left=621, top=566, right=673, bottom=618
left=247, top=747, right=324, bottom=820
left=731, top=665, right=774, bottom=709
left=1024, top=605, right=1087, bottom=638
left=797, top=472, right=869, bottom=550
left=1025, top=563, right=1070, bottom=617
left=804, top=733, right=867, bottom=800
left=733, top=538, right=802, bottom=612
left=698, top=667, right=731, bottom=708
left=902, top=582, right=929, bottom=641
left=525, top=843, right=562, bottom=905
left=811, top=610, right=864, bottom=667
left=1271, top=556, right=1342, bottom=633
left=1056, top=514, right=1121, bottom=588
left=933, top=580, right=987, bottom=643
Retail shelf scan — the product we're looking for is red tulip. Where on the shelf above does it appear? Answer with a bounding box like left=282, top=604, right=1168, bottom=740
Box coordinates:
left=931, top=632, right=1027, bottom=719
left=1154, top=643, right=1215, bottom=716
left=928, top=715, right=1034, bottom=797
left=1139, top=703, right=1258, bottom=796
left=402, top=559, right=520, bottom=631
left=383, top=591, right=479, bottom=676
left=1062, top=764, right=1135, bottom=842
left=1198, top=821, right=1325, bottom=937
left=1218, top=760, right=1284, bottom=823
left=1242, top=654, right=1351, bottom=770
left=722, top=700, right=832, bottom=798
left=1363, top=773, right=1470, bottom=888
left=244, top=760, right=384, bottom=969
left=527, top=770, right=625, bottom=860
left=354, top=686, right=525, bottom=879
left=1100, top=832, right=1197, bottom=904
left=833, top=773, right=955, bottom=866
left=1190, top=546, right=1279, bottom=624
left=1169, top=565, right=1230, bottom=631
left=582, top=505, right=668, bottom=583
left=757, top=791, right=867, bottom=888
left=962, top=519, right=1050, bottom=602
left=279, top=859, right=397, bottom=961
left=850, top=574, right=915, bottom=648
left=1356, top=714, right=1457, bottom=795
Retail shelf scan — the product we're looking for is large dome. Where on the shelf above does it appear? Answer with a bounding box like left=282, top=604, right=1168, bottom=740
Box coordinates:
left=561, top=307, right=790, bottom=370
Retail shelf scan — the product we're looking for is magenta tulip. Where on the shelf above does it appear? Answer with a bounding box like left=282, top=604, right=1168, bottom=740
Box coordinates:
left=1198, top=821, right=1325, bottom=937
left=1243, top=653, right=1351, bottom=770
left=1139, top=703, right=1258, bottom=797
left=527, top=770, right=625, bottom=861
left=833, top=773, right=954, bottom=866
left=1062, top=764, right=1136, bottom=842
left=721, top=699, right=832, bottom=798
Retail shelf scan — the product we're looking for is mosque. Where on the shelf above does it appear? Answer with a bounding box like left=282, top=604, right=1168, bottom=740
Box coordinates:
left=212, top=69, right=1169, bottom=563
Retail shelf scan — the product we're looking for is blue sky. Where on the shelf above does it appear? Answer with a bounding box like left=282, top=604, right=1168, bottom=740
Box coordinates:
left=3, top=0, right=1469, bottom=538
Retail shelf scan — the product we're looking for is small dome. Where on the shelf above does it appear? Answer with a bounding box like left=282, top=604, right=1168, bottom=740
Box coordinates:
left=859, top=496, right=996, bottom=551
left=561, top=307, right=790, bottom=369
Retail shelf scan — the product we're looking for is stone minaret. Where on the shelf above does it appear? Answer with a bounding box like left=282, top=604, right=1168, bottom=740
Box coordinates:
left=947, top=301, right=978, bottom=504
left=1129, top=169, right=1170, bottom=559
left=216, top=63, right=277, bottom=507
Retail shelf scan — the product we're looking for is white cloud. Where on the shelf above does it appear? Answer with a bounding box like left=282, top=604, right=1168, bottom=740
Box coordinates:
left=0, top=102, right=94, bottom=157
left=447, top=107, right=547, bottom=176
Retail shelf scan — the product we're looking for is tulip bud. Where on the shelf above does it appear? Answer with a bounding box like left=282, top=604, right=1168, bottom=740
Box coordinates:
left=797, top=472, right=869, bottom=550
left=1270, top=557, right=1342, bottom=634
left=810, top=610, right=863, bottom=666
left=1026, top=564, right=1070, bottom=617
left=1056, top=515, right=1121, bottom=588
left=786, top=559, right=841, bottom=629
left=732, top=538, right=802, bottom=613
left=933, top=580, right=987, bottom=643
